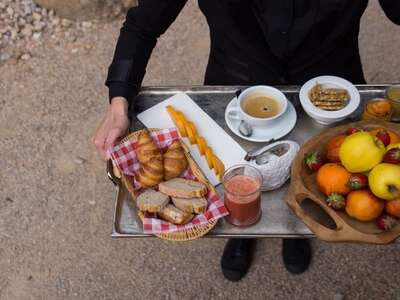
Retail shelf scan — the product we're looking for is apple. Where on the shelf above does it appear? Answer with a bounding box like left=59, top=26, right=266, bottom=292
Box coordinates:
left=387, top=143, right=400, bottom=151
left=369, top=163, right=400, bottom=200
left=383, top=148, right=400, bottom=164
left=339, top=132, right=386, bottom=173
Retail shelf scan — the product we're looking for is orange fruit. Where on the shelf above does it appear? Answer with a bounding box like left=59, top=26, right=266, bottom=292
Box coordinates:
left=316, top=163, right=351, bottom=196
left=326, top=135, right=346, bottom=162
left=346, top=190, right=384, bottom=221
left=385, top=198, right=400, bottom=218
left=369, top=128, right=400, bottom=145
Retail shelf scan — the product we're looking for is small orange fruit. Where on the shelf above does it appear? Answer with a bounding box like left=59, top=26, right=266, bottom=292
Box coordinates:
left=326, top=135, right=346, bottom=162
left=369, top=128, right=400, bottom=145
left=385, top=198, right=400, bottom=218
left=316, top=163, right=351, bottom=196
left=346, top=190, right=384, bottom=221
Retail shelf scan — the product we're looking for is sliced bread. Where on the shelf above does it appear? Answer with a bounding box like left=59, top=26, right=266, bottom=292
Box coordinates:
left=136, top=189, right=169, bottom=213
left=158, top=178, right=208, bottom=199
left=158, top=204, right=193, bottom=225
left=172, top=197, right=208, bottom=214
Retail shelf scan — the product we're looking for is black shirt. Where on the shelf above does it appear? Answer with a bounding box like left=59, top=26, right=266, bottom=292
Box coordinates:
left=106, top=0, right=400, bottom=104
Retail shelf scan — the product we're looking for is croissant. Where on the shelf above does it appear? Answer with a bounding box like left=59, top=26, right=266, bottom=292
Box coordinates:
left=164, top=140, right=188, bottom=180
left=137, top=130, right=162, bottom=164
left=137, top=157, right=164, bottom=187
left=136, top=130, right=164, bottom=187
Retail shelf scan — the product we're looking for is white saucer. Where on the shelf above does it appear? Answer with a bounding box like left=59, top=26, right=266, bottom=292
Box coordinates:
left=224, top=98, right=297, bottom=142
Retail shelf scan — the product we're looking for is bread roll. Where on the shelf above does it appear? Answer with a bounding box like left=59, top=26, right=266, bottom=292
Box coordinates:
left=164, top=141, right=188, bottom=180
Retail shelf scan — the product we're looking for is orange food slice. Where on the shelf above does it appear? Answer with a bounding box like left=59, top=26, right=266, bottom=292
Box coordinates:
left=175, top=111, right=188, bottom=137
left=196, top=135, right=206, bottom=155
left=212, top=155, right=225, bottom=178
left=186, top=121, right=197, bottom=144
left=166, top=105, right=178, bottom=121
left=205, top=147, right=214, bottom=169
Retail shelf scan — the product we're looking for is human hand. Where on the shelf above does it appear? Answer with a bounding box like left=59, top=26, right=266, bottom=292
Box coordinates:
left=92, top=97, right=130, bottom=160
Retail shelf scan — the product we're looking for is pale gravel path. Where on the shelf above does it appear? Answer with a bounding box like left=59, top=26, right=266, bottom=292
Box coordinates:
left=0, top=1, right=400, bottom=299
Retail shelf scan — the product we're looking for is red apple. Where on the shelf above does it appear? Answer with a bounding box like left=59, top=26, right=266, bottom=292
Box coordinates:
left=383, top=148, right=400, bottom=164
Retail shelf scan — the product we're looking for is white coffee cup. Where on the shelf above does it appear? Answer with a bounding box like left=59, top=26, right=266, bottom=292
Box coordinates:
left=227, top=85, right=288, bottom=127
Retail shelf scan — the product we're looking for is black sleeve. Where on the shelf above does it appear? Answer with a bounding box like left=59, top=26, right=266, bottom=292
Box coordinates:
left=379, top=0, right=400, bottom=25
left=105, top=0, right=187, bottom=104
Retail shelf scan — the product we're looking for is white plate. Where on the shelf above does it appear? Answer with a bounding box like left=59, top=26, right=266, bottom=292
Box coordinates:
left=137, top=92, right=247, bottom=186
left=224, top=98, right=297, bottom=143
left=299, top=75, right=360, bottom=125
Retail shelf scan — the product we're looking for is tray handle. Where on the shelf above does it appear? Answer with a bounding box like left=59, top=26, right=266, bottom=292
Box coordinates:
left=107, top=160, right=121, bottom=186
left=286, top=185, right=398, bottom=244
left=291, top=187, right=347, bottom=234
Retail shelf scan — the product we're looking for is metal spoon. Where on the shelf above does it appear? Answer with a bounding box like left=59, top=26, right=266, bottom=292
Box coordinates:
left=244, top=139, right=275, bottom=161
left=239, top=120, right=253, bottom=137
left=254, top=143, right=290, bottom=165
left=234, top=89, right=254, bottom=137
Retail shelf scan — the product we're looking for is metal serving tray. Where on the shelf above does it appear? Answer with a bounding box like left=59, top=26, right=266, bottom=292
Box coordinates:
left=109, top=85, right=392, bottom=238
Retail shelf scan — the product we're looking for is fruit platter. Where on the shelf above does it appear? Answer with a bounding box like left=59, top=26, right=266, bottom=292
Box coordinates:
left=285, top=121, right=400, bottom=244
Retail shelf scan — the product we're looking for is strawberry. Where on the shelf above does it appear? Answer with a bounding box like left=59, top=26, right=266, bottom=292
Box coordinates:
left=376, top=213, right=398, bottom=231
left=346, top=127, right=362, bottom=135
left=383, top=148, right=400, bottom=164
left=326, top=193, right=346, bottom=210
left=304, top=151, right=325, bottom=172
left=376, top=130, right=391, bottom=146
left=347, top=173, right=368, bottom=190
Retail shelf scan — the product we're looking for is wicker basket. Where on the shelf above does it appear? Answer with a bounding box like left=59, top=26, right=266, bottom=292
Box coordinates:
left=115, top=128, right=218, bottom=241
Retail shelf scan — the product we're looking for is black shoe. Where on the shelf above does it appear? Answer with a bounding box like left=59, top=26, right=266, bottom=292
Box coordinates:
left=282, top=239, right=311, bottom=274
left=221, top=239, right=256, bottom=282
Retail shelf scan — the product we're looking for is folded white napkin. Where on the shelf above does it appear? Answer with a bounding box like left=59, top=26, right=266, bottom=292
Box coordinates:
left=249, top=140, right=300, bottom=191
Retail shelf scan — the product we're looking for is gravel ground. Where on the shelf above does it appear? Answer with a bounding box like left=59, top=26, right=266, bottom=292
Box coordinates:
left=0, top=1, right=400, bottom=300
left=0, top=0, right=131, bottom=64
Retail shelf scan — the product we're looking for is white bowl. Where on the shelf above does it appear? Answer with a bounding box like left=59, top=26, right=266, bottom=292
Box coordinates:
left=299, top=76, right=361, bottom=125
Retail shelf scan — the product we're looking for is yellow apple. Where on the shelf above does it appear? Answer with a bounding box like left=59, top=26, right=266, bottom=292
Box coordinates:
left=339, top=132, right=385, bottom=172
left=369, top=163, right=400, bottom=200
left=387, top=143, right=400, bottom=151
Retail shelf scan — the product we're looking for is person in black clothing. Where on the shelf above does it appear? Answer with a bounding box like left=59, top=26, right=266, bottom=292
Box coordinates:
left=93, top=0, right=400, bottom=282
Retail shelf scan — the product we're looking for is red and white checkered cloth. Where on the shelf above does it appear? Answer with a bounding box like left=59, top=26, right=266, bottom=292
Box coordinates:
left=108, top=128, right=228, bottom=234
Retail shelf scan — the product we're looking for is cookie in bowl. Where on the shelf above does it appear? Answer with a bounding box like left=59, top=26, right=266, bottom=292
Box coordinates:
left=299, top=75, right=360, bottom=125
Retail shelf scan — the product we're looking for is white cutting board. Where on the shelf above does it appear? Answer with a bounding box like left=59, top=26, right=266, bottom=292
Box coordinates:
left=137, top=92, right=247, bottom=186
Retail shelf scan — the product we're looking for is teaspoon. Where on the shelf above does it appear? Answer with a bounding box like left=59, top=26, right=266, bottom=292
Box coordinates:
left=235, top=89, right=254, bottom=137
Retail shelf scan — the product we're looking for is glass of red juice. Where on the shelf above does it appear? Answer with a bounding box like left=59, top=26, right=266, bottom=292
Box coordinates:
left=223, top=165, right=263, bottom=227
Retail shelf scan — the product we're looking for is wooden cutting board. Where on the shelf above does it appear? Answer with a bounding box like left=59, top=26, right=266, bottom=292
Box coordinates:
left=284, top=120, right=400, bottom=244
